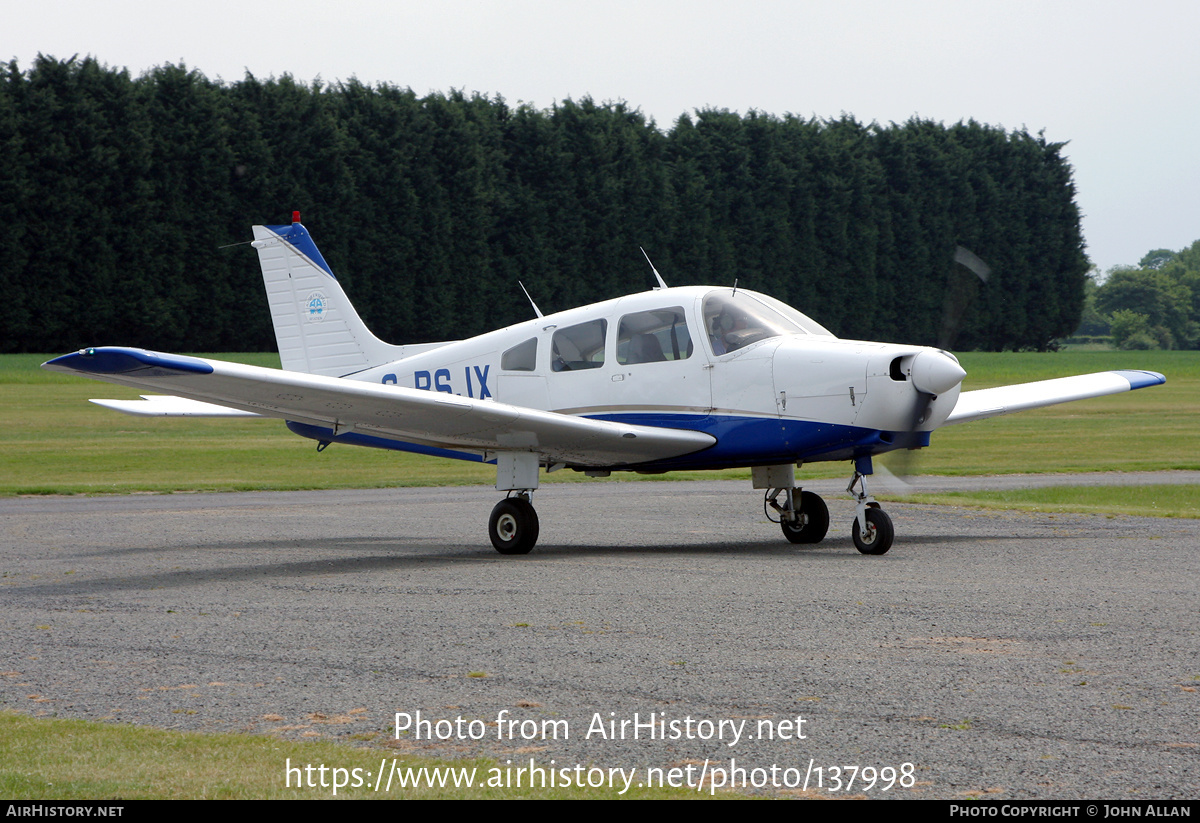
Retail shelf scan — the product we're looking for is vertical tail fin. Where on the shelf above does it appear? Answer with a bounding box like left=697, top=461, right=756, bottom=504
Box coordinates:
left=251, top=218, right=409, bottom=376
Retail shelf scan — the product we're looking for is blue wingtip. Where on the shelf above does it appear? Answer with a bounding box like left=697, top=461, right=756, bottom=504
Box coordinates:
left=1113, top=370, right=1166, bottom=390
left=43, top=347, right=213, bottom=376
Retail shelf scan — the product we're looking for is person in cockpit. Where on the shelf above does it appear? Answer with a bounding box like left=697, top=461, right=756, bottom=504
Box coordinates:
left=709, top=305, right=751, bottom=354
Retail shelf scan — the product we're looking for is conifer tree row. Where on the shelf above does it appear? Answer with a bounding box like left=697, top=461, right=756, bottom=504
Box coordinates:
left=0, top=56, right=1088, bottom=352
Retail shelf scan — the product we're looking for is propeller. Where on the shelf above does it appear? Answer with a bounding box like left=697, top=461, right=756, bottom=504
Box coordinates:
left=940, top=246, right=992, bottom=349
left=883, top=245, right=990, bottom=486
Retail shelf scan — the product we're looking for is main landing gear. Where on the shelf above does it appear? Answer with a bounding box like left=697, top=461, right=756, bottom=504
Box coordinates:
left=772, top=489, right=829, bottom=544
left=761, top=458, right=895, bottom=555
left=489, top=493, right=539, bottom=555
left=489, top=451, right=541, bottom=555
left=486, top=453, right=896, bottom=556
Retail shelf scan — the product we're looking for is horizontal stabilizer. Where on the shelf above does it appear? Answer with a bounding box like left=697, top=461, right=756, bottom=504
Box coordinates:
left=945, top=370, right=1165, bottom=426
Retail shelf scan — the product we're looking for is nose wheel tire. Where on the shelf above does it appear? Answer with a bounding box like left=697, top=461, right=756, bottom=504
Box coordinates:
left=780, top=491, right=830, bottom=544
left=489, top=498, right=540, bottom=555
left=852, top=507, right=894, bottom=555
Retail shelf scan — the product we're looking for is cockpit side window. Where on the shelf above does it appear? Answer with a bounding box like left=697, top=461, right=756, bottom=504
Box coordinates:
left=501, top=337, right=537, bottom=371
left=551, top=319, right=607, bottom=372
left=616, top=308, right=693, bottom=364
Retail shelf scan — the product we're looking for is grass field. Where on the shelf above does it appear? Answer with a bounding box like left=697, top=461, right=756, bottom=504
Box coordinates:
left=0, top=712, right=709, bottom=799
left=4, top=350, right=1197, bottom=497
left=894, top=350, right=1198, bottom=475
left=889, top=483, right=1200, bottom=519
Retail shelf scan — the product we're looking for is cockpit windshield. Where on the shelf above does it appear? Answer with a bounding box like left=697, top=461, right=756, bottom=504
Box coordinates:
left=702, top=289, right=834, bottom=355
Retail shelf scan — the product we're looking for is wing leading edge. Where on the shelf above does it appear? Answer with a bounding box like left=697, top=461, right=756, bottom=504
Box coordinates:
left=42, top=347, right=715, bottom=467
left=945, top=370, right=1166, bottom=426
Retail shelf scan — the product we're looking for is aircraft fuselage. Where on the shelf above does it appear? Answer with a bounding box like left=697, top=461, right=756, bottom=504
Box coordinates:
left=322, top=285, right=963, bottom=471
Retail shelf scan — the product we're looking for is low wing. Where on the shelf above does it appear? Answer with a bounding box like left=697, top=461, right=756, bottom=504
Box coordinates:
left=43, top=347, right=715, bottom=467
left=945, top=370, right=1165, bottom=426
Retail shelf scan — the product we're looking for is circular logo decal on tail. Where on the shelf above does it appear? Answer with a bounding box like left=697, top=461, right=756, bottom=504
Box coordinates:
left=305, top=291, right=328, bottom=322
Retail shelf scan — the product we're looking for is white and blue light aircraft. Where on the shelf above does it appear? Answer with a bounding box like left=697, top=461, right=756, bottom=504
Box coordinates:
left=43, top=215, right=1166, bottom=555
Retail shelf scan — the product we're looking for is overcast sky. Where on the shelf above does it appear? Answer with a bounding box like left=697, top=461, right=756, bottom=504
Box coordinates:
left=7, top=0, right=1197, bottom=275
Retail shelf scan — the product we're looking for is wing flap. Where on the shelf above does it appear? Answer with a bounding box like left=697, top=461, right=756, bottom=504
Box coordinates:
left=44, top=347, right=715, bottom=466
left=945, top=370, right=1165, bottom=426
left=91, top=395, right=262, bottom=417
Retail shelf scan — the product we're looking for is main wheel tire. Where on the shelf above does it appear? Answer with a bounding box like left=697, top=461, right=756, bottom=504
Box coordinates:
left=852, top=507, right=894, bottom=555
left=489, top=498, right=540, bottom=555
left=780, top=491, right=830, bottom=544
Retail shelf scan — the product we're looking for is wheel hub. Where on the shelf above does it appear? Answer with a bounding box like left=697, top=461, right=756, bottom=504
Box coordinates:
left=496, top=513, right=518, bottom=541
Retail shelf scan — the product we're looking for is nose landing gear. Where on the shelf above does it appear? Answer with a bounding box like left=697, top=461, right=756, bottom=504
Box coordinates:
left=847, top=463, right=893, bottom=555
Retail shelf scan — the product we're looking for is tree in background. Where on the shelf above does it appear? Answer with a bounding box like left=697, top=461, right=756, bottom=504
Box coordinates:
left=1092, top=240, right=1200, bottom=350
left=1, top=56, right=1090, bottom=354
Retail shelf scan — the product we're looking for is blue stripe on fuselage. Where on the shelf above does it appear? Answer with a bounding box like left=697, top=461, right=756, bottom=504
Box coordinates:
left=585, top=412, right=927, bottom=470
left=284, top=413, right=926, bottom=471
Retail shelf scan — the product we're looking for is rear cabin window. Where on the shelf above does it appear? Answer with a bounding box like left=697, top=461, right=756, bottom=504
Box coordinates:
left=501, top=338, right=537, bottom=371
left=551, top=319, right=607, bottom=371
left=616, top=308, right=693, bottom=364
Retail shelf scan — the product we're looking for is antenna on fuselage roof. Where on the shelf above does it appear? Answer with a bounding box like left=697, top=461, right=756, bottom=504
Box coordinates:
left=731, top=278, right=738, bottom=295
left=518, top=281, right=544, bottom=318
left=640, top=247, right=669, bottom=290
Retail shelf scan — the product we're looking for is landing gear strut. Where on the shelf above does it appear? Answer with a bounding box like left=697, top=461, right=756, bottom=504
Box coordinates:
left=758, top=464, right=830, bottom=545
left=759, top=461, right=894, bottom=554
left=847, top=460, right=893, bottom=555
left=768, top=488, right=830, bottom=544
left=490, top=451, right=541, bottom=555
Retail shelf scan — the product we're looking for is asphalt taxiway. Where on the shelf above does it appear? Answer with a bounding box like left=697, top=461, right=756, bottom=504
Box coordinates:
left=2, top=478, right=1197, bottom=798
